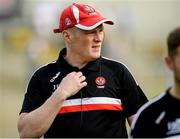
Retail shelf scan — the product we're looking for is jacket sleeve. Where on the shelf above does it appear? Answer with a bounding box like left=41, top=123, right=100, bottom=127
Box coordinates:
left=119, top=65, right=148, bottom=117
left=20, top=71, right=44, bottom=114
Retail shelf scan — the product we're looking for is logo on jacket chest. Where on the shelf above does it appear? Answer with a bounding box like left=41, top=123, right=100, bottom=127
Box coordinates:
left=95, top=76, right=106, bottom=88
left=50, top=72, right=60, bottom=83
left=50, top=72, right=61, bottom=93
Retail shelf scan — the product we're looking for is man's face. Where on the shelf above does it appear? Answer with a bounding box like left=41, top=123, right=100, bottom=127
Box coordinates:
left=68, top=24, right=104, bottom=62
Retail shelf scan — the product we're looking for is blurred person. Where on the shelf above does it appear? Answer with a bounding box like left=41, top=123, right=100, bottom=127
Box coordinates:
left=18, top=2, right=147, bottom=138
left=131, top=27, right=180, bottom=138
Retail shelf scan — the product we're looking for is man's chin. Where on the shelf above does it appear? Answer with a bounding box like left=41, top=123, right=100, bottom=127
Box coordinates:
left=90, top=55, right=100, bottom=61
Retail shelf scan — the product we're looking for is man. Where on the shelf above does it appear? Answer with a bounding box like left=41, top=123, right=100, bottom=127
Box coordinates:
left=18, top=3, right=148, bottom=138
left=131, top=27, right=180, bottom=138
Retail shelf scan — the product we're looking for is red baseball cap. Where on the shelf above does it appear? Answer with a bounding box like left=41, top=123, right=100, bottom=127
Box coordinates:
left=53, top=3, right=114, bottom=33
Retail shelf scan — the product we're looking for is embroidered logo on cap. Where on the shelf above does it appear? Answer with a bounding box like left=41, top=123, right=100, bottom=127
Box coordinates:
left=95, top=76, right=106, bottom=88
left=65, top=17, right=71, bottom=26
left=84, top=5, right=97, bottom=15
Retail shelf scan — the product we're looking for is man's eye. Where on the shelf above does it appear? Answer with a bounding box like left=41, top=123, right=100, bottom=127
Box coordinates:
left=91, top=31, right=96, bottom=34
left=100, top=29, right=104, bottom=32
left=85, top=31, right=95, bottom=34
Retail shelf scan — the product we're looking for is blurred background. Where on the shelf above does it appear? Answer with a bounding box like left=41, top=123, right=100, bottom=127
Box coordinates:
left=0, top=0, right=179, bottom=137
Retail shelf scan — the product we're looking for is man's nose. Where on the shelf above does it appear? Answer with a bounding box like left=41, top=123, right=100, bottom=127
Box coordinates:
left=94, top=32, right=102, bottom=42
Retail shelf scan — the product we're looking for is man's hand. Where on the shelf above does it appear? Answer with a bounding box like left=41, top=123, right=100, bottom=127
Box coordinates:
left=55, top=71, right=87, bottom=99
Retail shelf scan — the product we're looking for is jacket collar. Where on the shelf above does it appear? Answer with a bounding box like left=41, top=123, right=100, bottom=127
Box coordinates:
left=57, top=48, right=101, bottom=72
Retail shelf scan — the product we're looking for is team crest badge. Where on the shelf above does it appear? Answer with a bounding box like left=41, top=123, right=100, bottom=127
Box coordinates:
left=95, top=76, right=106, bottom=88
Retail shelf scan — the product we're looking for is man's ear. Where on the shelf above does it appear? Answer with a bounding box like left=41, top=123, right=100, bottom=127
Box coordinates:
left=62, top=30, right=71, bottom=43
left=165, top=56, right=174, bottom=71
